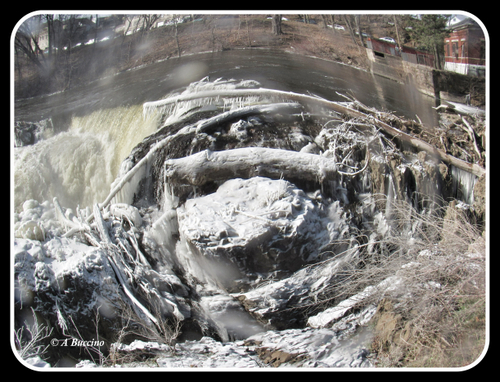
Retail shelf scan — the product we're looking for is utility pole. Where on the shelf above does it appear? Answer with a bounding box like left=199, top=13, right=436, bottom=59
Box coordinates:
left=394, top=15, right=402, bottom=50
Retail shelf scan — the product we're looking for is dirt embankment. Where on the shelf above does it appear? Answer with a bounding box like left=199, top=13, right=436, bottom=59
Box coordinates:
left=435, top=70, right=486, bottom=107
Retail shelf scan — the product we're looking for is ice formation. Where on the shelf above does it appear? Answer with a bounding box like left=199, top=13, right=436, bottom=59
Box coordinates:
left=13, top=77, right=483, bottom=369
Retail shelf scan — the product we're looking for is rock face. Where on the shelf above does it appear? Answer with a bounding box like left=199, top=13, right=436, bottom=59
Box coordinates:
left=14, top=119, right=52, bottom=147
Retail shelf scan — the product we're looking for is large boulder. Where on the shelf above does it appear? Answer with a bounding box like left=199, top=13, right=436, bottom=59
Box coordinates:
left=176, top=177, right=340, bottom=292
left=13, top=236, right=120, bottom=363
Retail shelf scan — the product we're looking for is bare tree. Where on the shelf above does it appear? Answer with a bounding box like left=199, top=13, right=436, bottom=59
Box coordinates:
left=120, top=15, right=133, bottom=43
left=139, top=14, right=160, bottom=32
left=44, top=14, right=55, bottom=63
left=319, top=14, right=328, bottom=29
left=173, top=16, right=181, bottom=57
left=246, top=15, right=252, bottom=47
left=59, top=15, right=88, bottom=89
left=342, top=15, right=358, bottom=46
left=14, top=15, right=47, bottom=70
left=354, top=15, right=364, bottom=47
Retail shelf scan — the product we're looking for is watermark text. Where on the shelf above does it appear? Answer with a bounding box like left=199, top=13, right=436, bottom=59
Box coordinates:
left=50, top=338, right=104, bottom=347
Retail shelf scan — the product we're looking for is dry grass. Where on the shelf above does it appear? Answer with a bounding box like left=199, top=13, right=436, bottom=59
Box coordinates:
left=106, top=299, right=182, bottom=367
left=372, top=199, right=486, bottom=368
left=318, top=195, right=486, bottom=368
left=14, top=308, right=53, bottom=361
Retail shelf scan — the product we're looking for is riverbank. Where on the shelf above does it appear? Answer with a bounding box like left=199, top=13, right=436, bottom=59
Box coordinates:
left=15, top=14, right=485, bottom=112
left=14, top=15, right=371, bottom=99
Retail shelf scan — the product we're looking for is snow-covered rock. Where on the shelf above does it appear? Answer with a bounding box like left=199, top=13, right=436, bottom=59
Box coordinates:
left=113, top=327, right=374, bottom=369
left=200, top=294, right=264, bottom=341
left=235, top=235, right=358, bottom=329
left=14, top=237, right=119, bottom=310
left=245, top=326, right=373, bottom=367
left=156, top=337, right=263, bottom=368
left=13, top=233, right=121, bottom=364
left=176, top=177, right=337, bottom=292
left=24, top=356, right=51, bottom=368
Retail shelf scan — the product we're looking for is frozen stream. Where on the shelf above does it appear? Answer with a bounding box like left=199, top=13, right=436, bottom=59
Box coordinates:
left=13, top=50, right=463, bottom=369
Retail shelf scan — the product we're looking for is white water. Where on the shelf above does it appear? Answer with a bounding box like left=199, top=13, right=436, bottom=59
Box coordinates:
left=14, top=105, right=160, bottom=212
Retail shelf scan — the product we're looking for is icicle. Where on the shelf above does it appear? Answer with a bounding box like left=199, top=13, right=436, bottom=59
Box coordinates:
left=385, top=174, right=396, bottom=219
left=451, top=165, right=477, bottom=205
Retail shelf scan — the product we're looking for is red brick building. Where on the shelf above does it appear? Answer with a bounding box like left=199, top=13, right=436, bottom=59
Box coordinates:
left=444, top=17, right=485, bottom=76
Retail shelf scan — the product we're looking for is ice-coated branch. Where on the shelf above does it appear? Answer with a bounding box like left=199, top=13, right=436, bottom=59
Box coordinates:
left=337, top=143, right=371, bottom=176
left=92, top=204, right=160, bottom=328
left=163, top=147, right=339, bottom=187
left=53, top=197, right=91, bottom=238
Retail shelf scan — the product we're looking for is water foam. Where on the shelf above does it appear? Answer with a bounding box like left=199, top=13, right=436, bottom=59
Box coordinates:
left=14, top=104, right=159, bottom=211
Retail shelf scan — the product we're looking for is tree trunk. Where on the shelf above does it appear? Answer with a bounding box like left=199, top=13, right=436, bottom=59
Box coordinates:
left=320, top=14, right=328, bottom=29
left=393, top=15, right=402, bottom=49
left=272, top=15, right=282, bottom=35
left=354, top=15, right=364, bottom=47
left=433, top=44, right=444, bottom=70
left=174, top=21, right=181, bottom=57
left=246, top=15, right=252, bottom=47
left=343, top=15, right=358, bottom=46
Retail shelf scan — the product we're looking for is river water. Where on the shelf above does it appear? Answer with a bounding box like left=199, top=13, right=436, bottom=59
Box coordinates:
left=15, top=49, right=439, bottom=124
left=13, top=49, right=439, bottom=211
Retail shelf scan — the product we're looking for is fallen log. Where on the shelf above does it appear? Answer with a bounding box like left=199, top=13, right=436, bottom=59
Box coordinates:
left=433, top=101, right=485, bottom=117
left=163, top=147, right=339, bottom=187
left=97, top=102, right=303, bottom=213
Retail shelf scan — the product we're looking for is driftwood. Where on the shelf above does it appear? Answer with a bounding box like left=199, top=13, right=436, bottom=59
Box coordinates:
left=460, top=116, right=482, bottom=161
left=144, top=88, right=486, bottom=177
left=91, top=204, right=160, bottom=328
left=86, top=87, right=484, bottom=223
left=87, top=89, right=484, bottom=223
left=433, top=101, right=485, bottom=117
left=55, top=198, right=185, bottom=329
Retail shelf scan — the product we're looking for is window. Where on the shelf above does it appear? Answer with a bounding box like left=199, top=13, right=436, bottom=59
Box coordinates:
left=452, top=42, right=458, bottom=59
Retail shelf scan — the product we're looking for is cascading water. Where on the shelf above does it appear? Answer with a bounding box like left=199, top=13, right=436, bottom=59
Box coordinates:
left=14, top=104, right=160, bottom=212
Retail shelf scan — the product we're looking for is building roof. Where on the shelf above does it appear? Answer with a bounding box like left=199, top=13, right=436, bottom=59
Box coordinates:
left=446, top=16, right=481, bottom=31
